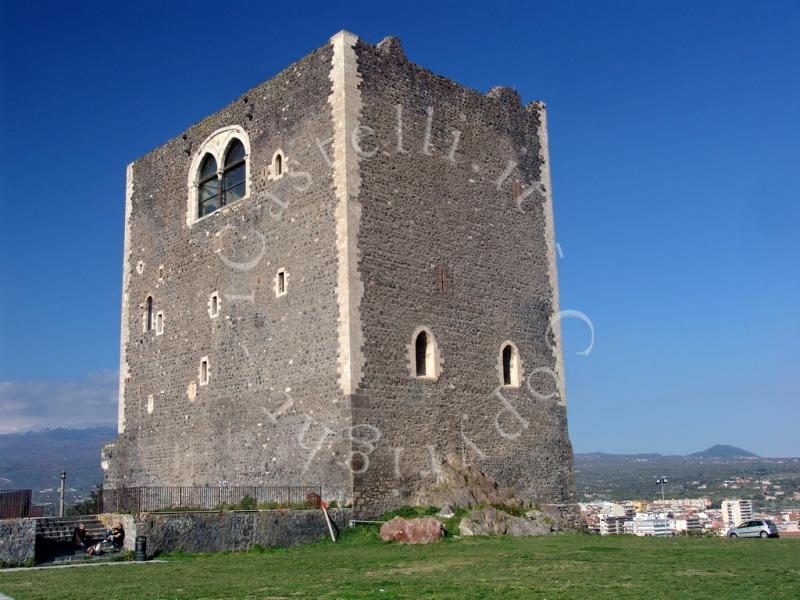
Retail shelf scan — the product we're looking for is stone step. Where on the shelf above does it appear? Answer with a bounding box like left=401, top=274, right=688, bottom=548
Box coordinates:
left=35, top=517, right=107, bottom=542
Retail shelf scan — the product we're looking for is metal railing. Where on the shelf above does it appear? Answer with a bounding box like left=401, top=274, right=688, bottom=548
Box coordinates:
left=100, top=485, right=322, bottom=514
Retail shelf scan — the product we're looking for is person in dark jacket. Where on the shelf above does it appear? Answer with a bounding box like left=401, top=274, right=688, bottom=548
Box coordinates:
left=72, top=523, right=92, bottom=550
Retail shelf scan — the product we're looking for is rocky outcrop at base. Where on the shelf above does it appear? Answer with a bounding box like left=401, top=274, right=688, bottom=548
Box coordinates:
left=379, top=517, right=445, bottom=544
left=459, top=507, right=550, bottom=537
left=459, top=505, right=586, bottom=537
left=414, top=456, right=525, bottom=509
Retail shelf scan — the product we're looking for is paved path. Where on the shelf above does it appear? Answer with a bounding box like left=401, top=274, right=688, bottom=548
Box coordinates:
left=0, top=560, right=167, bottom=574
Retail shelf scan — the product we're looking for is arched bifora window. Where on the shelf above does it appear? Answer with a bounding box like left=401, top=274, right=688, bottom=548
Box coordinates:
left=411, top=327, right=441, bottom=380
left=500, top=342, right=521, bottom=388
left=188, top=126, right=251, bottom=223
left=197, top=140, right=246, bottom=218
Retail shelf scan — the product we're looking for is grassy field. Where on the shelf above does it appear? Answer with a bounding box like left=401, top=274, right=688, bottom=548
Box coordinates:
left=1, top=528, right=798, bottom=599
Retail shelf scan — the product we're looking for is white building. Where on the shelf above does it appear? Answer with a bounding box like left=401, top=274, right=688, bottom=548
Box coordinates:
left=670, top=514, right=701, bottom=533
left=598, top=514, right=627, bottom=535
left=649, top=498, right=710, bottom=511
left=625, top=512, right=672, bottom=537
left=721, top=499, right=753, bottom=527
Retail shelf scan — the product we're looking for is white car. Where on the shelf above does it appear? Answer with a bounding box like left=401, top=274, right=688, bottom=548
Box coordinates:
left=727, top=519, right=779, bottom=538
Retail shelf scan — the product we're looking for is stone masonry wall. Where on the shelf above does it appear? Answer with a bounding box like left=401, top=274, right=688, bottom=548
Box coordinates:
left=106, top=41, right=353, bottom=499
left=0, top=518, right=36, bottom=567
left=137, top=509, right=351, bottom=558
left=106, top=32, right=575, bottom=517
left=349, top=38, right=575, bottom=515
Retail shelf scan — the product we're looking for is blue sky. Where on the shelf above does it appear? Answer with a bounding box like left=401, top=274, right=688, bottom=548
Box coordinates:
left=0, top=1, right=797, bottom=455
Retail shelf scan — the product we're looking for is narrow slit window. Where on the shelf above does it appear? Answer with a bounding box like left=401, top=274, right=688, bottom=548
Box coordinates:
left=275, top=269, right=288, bottom=297
left=145, top=296, right=153, bottom=332
left=155, top=311, right=164, bottom=335
left=502, top=345, right=513, bottom=385
left=200, top=358, right=209, bottom=386
left=275, top=152, right=283, bottom=176
left=209, top=292, right=219, bottom=318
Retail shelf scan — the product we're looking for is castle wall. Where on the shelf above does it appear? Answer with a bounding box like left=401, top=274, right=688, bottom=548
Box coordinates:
left=349, top=39, right=575, bottom=514
left=107, top=42, right=354, bottom=499
left=106, top=32, right=576, bottom=515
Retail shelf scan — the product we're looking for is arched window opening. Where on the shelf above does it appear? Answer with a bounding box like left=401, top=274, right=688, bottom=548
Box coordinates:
left=270, top=150, right=285, bottom=179
left=410, top=327, right=440, bottom=380
left=198, top=154, right=219, bottom=217
left=502, top=345, right=513, bottom=385
left=222, top=139, right=246, bottom=205
left=145, top=296, right=153, bottom=332
left=415, top=331, right=428, bottom=376
left=501, top=343, right=521, bottom=387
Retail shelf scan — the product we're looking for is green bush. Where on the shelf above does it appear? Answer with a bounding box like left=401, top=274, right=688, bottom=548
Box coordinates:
left=66, top=487, right=102, bottom=516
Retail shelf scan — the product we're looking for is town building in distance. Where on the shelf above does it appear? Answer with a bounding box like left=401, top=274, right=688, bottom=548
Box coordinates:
left=582, top=496, right=800, bottom=537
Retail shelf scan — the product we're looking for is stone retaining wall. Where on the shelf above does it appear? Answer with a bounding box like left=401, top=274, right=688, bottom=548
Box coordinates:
left=97, top=513, right=137, bottom=552
left=136, top=509, right=351, bottom=558
left=0, top=518, right=36, bottom=567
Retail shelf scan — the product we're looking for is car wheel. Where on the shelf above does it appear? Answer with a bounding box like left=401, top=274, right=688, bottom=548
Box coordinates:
left=729, top=533, right=738, bottom=538
left=760, top=531, right=768, bottom=538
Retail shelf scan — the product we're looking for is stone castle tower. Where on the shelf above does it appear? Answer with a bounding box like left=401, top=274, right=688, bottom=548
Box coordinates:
left=103, top=31, right=576, bottom=516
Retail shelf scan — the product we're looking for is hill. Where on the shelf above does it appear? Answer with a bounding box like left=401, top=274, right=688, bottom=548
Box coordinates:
left=575, top=452, right=799, bottom=509
left=0, top=425, right=114, bottom=511
left=688, top=444, right=758, bottom=458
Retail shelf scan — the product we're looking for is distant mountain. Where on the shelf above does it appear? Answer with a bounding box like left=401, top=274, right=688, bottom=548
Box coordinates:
left=0, top=425, right=115, bottom=510
left=688, top=444, right=758, bottom=458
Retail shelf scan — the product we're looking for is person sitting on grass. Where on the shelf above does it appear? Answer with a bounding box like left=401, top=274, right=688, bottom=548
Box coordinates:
left=72, top=523, right=92, bottom=550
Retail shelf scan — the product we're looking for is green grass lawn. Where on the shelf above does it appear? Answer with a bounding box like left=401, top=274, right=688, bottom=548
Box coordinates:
left=1, top=528, right=798, bottom=599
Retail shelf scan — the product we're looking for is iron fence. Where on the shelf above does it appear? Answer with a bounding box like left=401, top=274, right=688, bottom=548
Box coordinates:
left=0, top=489, right=32, bottom=519
left=100, top=485, right=322, bottom=514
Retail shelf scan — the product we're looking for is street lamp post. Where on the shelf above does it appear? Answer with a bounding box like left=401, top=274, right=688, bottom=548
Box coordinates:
left=59, top=471, right=66, bottom=517
left=655, top=476, right=668, bottom=501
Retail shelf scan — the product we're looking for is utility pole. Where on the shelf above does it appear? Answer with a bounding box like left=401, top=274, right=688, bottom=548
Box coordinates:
left=59, top=471, right=66, bottom=517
